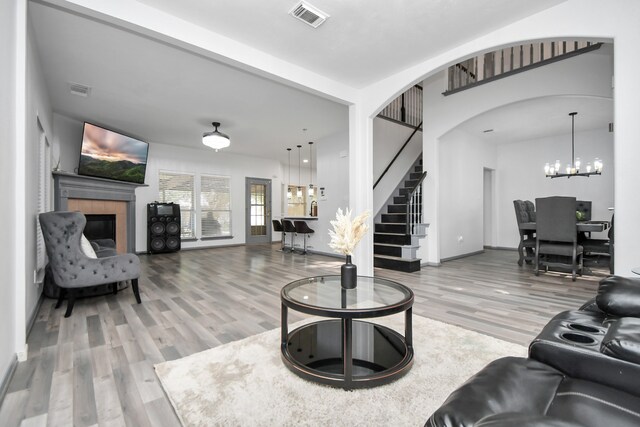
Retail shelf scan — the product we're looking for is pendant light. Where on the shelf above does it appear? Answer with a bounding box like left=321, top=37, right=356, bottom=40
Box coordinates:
left=296, top=145, right=303, bottom=198
left=202, top=122, right=230, bottom=151
left=287, top=148, right=292, bottom=199
left=308, top=141, right=314, bottom=197
left=544, top=112, right=602, bottom=178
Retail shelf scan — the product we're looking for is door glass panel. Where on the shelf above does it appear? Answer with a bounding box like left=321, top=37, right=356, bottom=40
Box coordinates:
left=250, top=184, right=267, bottom=236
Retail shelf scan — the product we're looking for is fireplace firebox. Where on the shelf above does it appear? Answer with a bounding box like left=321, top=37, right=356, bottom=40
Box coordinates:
left=84, top=214, right=116, bottom=242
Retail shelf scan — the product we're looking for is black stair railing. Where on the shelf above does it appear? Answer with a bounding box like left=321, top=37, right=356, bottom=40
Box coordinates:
left=445, top=40, right=602, bottom=95
left=373, top=121, right=422, bottom=189
left=378, top=85, right=422, bottom=127
left=405, top=171, right=427, bottom=234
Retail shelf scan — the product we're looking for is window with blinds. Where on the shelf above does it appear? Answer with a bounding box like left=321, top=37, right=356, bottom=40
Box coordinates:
left=158, top=171, right=195, bottom=238
left=200, top=174, right=231, bottom=237
left=36, top=122, right=51, bottom=281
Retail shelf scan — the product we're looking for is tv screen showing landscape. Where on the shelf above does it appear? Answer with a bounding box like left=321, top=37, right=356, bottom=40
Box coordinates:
left=78, top=122, right=149, bottom=184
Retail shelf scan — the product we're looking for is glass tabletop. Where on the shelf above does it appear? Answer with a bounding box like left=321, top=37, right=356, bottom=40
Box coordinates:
left=281, top=275, right=413, bottom=313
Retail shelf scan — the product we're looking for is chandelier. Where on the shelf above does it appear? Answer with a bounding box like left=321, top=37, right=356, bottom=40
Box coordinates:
left=544, top=112, right=602, bottom=178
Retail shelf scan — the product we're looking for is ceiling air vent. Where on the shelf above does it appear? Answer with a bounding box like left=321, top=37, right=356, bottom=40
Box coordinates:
left=69, top=82, right=91, bottom=97
left=289, top=1, right=329, bottom=28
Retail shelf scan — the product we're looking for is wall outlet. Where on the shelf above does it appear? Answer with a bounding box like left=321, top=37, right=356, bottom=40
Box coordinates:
left=17, top=344, right=28, bottom=362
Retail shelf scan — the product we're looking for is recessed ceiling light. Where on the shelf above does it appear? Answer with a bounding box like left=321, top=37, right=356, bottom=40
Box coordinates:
left=303, top=159, right=309, bottom=163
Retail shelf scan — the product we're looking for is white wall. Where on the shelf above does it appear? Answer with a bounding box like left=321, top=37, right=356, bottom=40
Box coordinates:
left=52, top=113, right=343, bottom=256
left=372, top=118, right=422, bottom=217
left=52, top=115, right=285, bottom=252
left=0, top=0, right=18, bottom=387
left=496, top=127, right=614, bottom=248
left=137, top=141, right=283, bottom=251
left=313, top=131, right=350, bottom=256
left=356, top=0, right=640, bottom=276
left=423, top=43, right=613, bottom=263
left=24, top=18, right=54, bottom=325
left=439, top=129, right=497, bottom=259
left=53, top=113, right=82, bottom=174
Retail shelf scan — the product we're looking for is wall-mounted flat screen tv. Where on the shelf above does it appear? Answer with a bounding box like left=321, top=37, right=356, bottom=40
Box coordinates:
left=78, top=122, right=149, bottom=184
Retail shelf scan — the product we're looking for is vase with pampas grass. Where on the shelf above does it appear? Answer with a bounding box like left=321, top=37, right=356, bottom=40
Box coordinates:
left=328, top=208, right=370, bottom=289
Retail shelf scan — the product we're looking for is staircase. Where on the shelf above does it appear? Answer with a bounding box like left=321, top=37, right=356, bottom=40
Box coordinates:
left=373, top=161, right=425, bottom=273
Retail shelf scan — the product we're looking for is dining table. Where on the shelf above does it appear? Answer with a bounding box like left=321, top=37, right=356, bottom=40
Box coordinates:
left=520, top=220, right=610, bottom=233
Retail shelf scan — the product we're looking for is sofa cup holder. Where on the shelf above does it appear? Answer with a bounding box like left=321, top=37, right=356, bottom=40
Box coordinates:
left=567, top=323, right=601, bottom=334
left=560, top=332, right=597, bottom=345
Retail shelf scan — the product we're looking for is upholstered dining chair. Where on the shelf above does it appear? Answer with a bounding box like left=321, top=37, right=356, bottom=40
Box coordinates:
left=535, top=196, right=583, bottom=281
left=513, top=200, right=536, bottom=266
left=39, top=211, right=142, bottom=317
left=580, top=214, right=614, bottom=274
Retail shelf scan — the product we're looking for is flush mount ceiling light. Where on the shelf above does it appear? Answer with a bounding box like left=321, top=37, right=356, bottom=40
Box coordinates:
left=544, top=112, right=602, bottom=178
left=202, top=122, right=230, bottom=151
left=289, top=1, right=330, bottom=28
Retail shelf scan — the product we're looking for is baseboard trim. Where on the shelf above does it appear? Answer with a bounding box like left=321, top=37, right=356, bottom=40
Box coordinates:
left=0, top=354, right=18, bottom=406
left=26, top=292, right=45, bottom=339
left=484, top=245, right=517, bottom=251
left=441, top=250, right=485, bottom=262
left=421, top=261, right=441, bottom=267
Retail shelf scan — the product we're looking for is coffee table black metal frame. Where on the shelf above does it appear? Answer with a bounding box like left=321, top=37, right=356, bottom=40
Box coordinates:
left=280, top=275, right=414, bottom=389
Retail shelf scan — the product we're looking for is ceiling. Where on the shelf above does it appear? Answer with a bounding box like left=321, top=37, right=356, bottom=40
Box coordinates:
left=456, top=95, right=613, bottom=145
left=29, top=0, right=587, bottom=165
left=134, top=0, right=565, bottom=88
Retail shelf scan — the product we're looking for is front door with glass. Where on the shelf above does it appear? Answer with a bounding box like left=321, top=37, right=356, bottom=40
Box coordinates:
left=246, top=177, right=272, bottom=244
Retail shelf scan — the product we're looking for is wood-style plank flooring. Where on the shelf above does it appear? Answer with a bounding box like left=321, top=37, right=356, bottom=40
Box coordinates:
left=0, top=246, right=605, bottom=426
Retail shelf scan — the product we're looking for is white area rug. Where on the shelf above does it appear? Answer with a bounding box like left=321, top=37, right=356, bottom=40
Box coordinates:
left=155, top=315, right=526, bottom=426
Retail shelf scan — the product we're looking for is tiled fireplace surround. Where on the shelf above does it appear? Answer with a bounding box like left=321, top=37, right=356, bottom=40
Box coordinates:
left=52, top=171, right=145, bottom=254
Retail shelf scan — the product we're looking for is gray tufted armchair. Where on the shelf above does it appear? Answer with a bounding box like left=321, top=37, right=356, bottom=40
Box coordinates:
left=39, top=211, right=141, bottom=317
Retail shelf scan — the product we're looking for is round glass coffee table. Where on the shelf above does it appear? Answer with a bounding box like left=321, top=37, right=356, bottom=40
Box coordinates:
left=280, top=275, right=414, bottom=389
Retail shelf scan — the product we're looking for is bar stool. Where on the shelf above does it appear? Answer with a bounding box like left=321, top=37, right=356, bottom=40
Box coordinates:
left=294, top=221, right=314, bottom=255
left=272, top=219, right=285, bottom=251
left=282, top=219, right=297, bottom=253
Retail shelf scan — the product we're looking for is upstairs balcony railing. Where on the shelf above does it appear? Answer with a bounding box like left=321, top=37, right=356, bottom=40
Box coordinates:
left=378, top=85, right=423, bottom=128
left=445, top=40, right=603, bottom=95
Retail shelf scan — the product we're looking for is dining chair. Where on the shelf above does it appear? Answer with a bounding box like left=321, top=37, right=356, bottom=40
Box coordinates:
left=535, top=196, right=583, bottom=281
left=513, top=200, right=535, bottom=266
left=580, top=214, right=614, bottom=274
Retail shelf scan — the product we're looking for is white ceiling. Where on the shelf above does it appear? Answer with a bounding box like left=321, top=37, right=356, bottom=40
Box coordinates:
left=29, top=2, right=349, bottom=164
left=135, top=0, right=565, bottom=88
left=456, top=95, right=613, bottom=145
left=29, top=0, right=593, bottom=166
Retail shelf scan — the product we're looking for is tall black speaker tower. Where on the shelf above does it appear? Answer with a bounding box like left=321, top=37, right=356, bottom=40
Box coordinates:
left=147, top=202, right=181, bottom=254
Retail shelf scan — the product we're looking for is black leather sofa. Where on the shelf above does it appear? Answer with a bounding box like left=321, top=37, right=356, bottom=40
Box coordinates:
left=427, top=276, right=640, bottom=427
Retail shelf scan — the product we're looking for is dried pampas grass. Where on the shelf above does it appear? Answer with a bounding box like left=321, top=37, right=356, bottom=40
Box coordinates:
left=328, top=208, right=370, bottom=255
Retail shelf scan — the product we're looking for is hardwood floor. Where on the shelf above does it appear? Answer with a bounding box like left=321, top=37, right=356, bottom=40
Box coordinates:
left=0, top=246, right=604, bottom=426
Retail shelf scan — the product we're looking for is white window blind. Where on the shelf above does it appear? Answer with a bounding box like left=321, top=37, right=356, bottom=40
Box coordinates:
left=36, top=124, right=51, bottom=279
left=159, top=171, right=195, bottom=239
left=200, top=175, right=231, bottom=237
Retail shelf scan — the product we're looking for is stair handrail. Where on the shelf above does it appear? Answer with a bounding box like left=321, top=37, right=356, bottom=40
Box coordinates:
left=373, top=121, right=423, bottom=189
left=405, top=171, right=427, bottom=234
